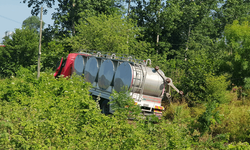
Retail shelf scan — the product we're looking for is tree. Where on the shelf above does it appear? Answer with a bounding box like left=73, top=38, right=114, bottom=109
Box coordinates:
left=0, top=28, right=39, bottom=77
left=219, top=20, right=250, bottom=85
left=66, top=13, right=150, bottom=58
left=130, top=0, right=223, bottom=58
left=41, top=40, right=65, bottom=71
left=217, top=0, right=250, bottom=36
left=23, top=0, right=123, bottom=37
left=22, top=16, right=45, bottom=32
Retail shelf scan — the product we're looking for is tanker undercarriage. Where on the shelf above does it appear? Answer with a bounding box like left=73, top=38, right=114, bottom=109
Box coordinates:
left=54, top=51, right=183, bottom=118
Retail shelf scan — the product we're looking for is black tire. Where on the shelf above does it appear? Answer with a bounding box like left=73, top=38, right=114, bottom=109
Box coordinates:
left=101, top=100, right=110, bottom=115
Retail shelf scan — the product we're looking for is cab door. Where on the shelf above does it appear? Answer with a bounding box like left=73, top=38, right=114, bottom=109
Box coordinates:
left=54, top=57, right=64, bottom=78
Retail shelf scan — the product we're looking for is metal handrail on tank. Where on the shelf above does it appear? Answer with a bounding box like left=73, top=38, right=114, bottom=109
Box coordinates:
left=78, top=49, right=140, bottom=61
left=131, top=65, right=140, bottom=97
left=138, top=61, right=149, bottom=111
left=111, top=54, right=116, bottom=59
left=139, top=65, right=147, bottom=96
left=96, top=52, right=102, bottom=57
left=130, top=63, right=147, bottom=105
left=127, top=56, right=133, bottom=61
left=145, top=59, right=151, bottom=66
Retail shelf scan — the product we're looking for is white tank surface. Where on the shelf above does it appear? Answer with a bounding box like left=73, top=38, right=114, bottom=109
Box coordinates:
left=98, top=59, right=115, bottom=90
left=84, top=57, right=99, bottom=84
left=113, top=62, right=164, bottom=97
left=74, top=55, right=85, bottom=76
left=143, top=67, right=165, bottom=97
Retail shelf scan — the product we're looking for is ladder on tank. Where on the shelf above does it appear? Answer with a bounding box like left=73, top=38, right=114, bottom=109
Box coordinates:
left=131, top=63, right=147, bottom=101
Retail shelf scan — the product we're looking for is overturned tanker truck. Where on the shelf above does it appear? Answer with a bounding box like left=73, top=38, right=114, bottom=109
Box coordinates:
left=54, top=52, right=183, bottom=118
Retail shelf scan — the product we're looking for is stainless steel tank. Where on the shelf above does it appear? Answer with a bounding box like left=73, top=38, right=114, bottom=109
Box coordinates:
left=74, top=54, right=165, bottom=97
left=142, top=67, right=164, bottom=97
left=113, top=62, right=164, bottom=97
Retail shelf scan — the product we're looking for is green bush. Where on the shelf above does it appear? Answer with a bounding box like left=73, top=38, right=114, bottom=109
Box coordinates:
left=227, top=142, right=250, bottom=149
left=1, top=67, right=248, bottom=149
left=182, top=68, right=229, bottom=105
left=0, top=67, right=95, bottom=149
left=210, top=102, right=250, bottom=142
left=0, top=67, right=193, bottom=149
left=109, top=90, right=143, bottom=120
left=180, top=55, right=213, bottom=105
left=205, top=74, right=230, bottom=104
left=0, top=28, right=39, bottom=78
left=41, top=41, right=66, bottom=71
left=163, top=102, right=193, bottom=125
left=196, top=101, right=221, bottom=136
left=141, top=120, right=192, bottom=149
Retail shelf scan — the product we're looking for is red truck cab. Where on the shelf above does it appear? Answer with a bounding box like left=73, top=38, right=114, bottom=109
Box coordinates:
left=54, top=53, right=80, bottom=78
left=54, top=53, right=91, bottom=78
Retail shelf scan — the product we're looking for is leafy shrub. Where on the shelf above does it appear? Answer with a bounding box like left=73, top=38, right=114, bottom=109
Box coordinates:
left=0, top=28, right=39, bottom=78
left=109, top=90, right=142, bottom=120
left=1, top=67, right=247, bottom=149
left=189, top=104, right=206, bottom=117
left=244, top=77, right=250, bottom=89
left=180, top=54, right=213, bottom=105
left=180, top=49, right=230, bottom=106
left=163, top=102, right=192, bottom=124
left=227, top=142, right=250, bottom=149
left=205, top=75, right=230, bottom=104
left=0, top=67, right=95, bottom=149
left=191, top=133, right=230, bottom=149
left=0, top=67, right=193, bottom=149
left=195, top=101, right=221, bottom=136
left=41, top=40, right=65, bottom=71
left=182, top=67, right=229, bottom=105
left=142, top=120, right=192, bottom=149
left=210, top=102, right=250, bottom=142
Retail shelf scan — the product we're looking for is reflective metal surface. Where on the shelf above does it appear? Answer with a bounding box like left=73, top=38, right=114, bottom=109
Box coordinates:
left=74, top=55, right=85, bottom=76
left=84, top=57, right=99, bottom=83
left=98, top=60, right=115, bottom=90
left=114, top=62, right=133, bottom=92
left=143, top=67, right=164, bottom=97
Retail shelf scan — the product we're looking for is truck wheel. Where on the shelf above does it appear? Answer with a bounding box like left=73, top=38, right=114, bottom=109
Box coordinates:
left=101, top=100, right=110, bottom=115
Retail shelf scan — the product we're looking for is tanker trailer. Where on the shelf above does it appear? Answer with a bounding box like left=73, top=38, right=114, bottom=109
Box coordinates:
left=54, top=52, right=183, bottom=118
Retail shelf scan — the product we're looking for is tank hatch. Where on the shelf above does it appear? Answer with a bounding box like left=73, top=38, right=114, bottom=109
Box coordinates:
left=84, top=57, right=99, bottom=83
left=98, top=60, right=115, bottom=90
left=114, top=62, right=133, bottom=92
left=74, top=55, right=85, bottom=76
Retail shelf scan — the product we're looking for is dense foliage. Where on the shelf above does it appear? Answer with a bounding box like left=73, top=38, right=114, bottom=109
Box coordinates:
left=0, top=68, right=189, bottom=149
left=66, top=13, right=151, bottom=58
left=0, top=28, right=39, bottom=77
left=1, top=68, right=250, bottom=149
